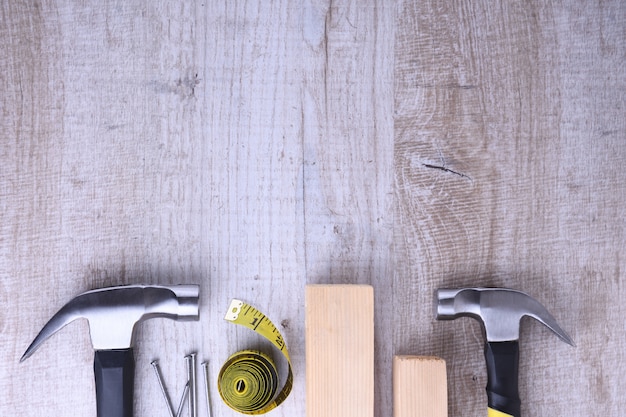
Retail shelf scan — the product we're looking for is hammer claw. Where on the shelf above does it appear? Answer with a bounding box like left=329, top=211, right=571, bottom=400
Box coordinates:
left=21, top=302, right=83, bottom=362
left=521, top=295, right=574, bottom=347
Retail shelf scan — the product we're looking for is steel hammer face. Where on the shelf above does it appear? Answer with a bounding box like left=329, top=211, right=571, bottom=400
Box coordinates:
left=21, top=284, right=200, bottom=417
left=435, top=287, right=573, bottom=417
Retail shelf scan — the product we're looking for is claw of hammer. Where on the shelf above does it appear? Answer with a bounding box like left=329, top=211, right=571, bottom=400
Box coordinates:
left=435, top=287, right=574, bottom=417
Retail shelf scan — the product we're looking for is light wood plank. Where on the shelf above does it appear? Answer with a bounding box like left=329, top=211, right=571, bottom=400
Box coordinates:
left=306, top=285, right=374, bottom=417
left=393, top=356, right=447, bottom=417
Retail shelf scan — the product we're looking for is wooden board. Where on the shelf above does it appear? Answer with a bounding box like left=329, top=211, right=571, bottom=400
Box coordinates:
left=306, top=285, right=374, bottom=417
left=393, top=356, right=447, bottom=417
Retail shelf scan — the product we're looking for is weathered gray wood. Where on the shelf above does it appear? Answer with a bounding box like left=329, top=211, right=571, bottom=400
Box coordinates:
left=1, top=0, right=624, bottom=416
left=300, top=2, right=395, bottom=416
left=394, top=0, right=626, bottom=416
left=0, top=1, right=393, bottom=417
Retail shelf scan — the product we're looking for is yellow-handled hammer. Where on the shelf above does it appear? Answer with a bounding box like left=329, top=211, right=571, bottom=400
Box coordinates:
left=435, top=287, right=574, bottom=417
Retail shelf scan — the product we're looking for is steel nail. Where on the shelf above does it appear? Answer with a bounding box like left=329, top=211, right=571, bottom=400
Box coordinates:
left=151, top=360, right=175, bottom=417
left=201, top=361, right=212, bottom=417
left=185, top=353, right=198, bottom=417
left=176, top=381, right=190, bottom=417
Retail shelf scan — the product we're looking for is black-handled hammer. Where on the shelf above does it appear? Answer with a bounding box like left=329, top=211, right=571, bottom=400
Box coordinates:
left=435, top=287, right=574, bottom=417
left=21, top=284, right=200, bottom=417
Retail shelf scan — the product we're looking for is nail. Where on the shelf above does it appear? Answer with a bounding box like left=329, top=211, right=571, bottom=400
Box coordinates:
left=151, top=360, right=175, bottom=417
left=185, top=353, right=198, bottom=417
left=202, top=361, right=212, bottom=417
left=176, top=381, right=190, bottom=417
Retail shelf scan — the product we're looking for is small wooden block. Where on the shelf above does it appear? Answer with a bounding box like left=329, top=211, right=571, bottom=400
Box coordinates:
left=306, top=285, right=374, bottom=417
left=393, top=355, right=448, bottom=417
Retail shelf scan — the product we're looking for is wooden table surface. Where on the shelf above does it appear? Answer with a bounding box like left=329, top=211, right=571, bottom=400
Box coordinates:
left=1, top=1, right=624, bottom=416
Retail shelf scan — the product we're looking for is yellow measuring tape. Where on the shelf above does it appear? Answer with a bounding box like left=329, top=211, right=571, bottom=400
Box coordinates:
left=218, top=299, right=293, bottom=415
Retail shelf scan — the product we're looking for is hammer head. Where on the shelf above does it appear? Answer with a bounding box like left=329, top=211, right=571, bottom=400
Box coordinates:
left=21, top=284, right=199, bottom=361
left=435, top=287, right=574, bottom=345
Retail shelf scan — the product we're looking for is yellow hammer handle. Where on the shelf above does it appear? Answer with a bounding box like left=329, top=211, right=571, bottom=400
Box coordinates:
left=488, top=407, right=514, bottom=417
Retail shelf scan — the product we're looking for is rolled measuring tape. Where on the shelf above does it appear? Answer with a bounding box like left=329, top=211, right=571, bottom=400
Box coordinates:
left=218, top=299, right=293, bottom=415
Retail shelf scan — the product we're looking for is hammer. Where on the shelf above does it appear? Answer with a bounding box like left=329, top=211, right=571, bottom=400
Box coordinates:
left=21, top=284, right=200, bottom=417
left=435, top=287, right=574, bottom=417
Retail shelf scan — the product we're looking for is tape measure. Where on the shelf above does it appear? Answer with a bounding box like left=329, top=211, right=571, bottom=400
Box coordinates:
left=218, top=299, right=293, bottom=415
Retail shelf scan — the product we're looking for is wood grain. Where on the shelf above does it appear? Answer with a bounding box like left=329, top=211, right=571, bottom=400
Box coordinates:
left=393, top=356, right=447, bottom=417
left=0, top=1, right=393, bottom=417
left=394, top=0, right=626, bottom=416
left=1, top=0, right=624, bottom=416
left=306, top=285, right=374, bottom=417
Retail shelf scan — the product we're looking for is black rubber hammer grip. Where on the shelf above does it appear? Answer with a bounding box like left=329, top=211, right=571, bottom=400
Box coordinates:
left=94, top=349, right=135, bottom=417
left=484, top=341, right=521, bottom=417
